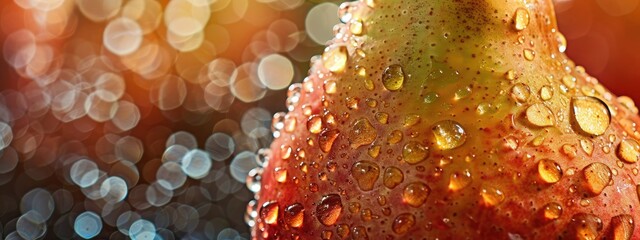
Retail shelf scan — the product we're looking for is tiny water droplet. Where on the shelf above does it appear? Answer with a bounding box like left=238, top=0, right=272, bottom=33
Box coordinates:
left=511, top=83, right=531, bottom=103
left=387, top=130, right=403, bottom=144
left=368, top=145, right=381, bottom=158
left=454, top=86, right=472, bottom=101
left=402, top=182, right=430, bottom=207
left=523, top=49, right=535, bottom=61
left=432, top=120, right=467, bottom=150
left=382, top=65, right=405, bottom=91
left=580, top=139, right=594, bottom=156
left=284, top=203, right=304, bottom=228
left=383, top=167, right=404, bottom=189
left=319, top=129, right=340, bottom=153
left=337, top=224, right=350, bottom=238
left=481, top=186, right=505, bottom=206
left=582, top=162, right=612, bottom=195
left=540, top=85, right=554, bottom=100
left=392, top=213, right=416, bottom=235
left=505, top=70, right=517, bottom=80
left=448, top=169, right=472, bottom=191
left=351, top=161, right=380, bottom=191
left=350, top=118, right=377, bottom=148
left=402, top=141, right=429, bottom=164
left=423, top=92, right=439, bottom=104
left=403, top=115, right=421, bottom=127
left=526, top=103, right=555, bottom=127
left=513, top=8, right=530, bottom=31
left=543, top=202, right=562, bottom=220
left=350, top=19, right=364, bottom=36
left=571, top=97, right=611, bottom=136
left=274, top=167, right=287, bottom=183
left=307, top=115, right=323, bottom=134
left=538, top=159, right=563, bottom=183
left=260, top=201, right=279, bottom=225
left=617, top=139, right=640, bottom=163
left=375, top=112, right=389, bottom=124
left=316, top=194, right=343, bottom=226
left=324, top=80, right=337, bottom=94
left=323, top=46, right=348, bottom=73
left=556, top=32, right=567, bottom=53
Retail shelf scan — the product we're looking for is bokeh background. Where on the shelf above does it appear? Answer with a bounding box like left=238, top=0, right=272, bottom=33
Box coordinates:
left=0, top=0, right=637, bottom=239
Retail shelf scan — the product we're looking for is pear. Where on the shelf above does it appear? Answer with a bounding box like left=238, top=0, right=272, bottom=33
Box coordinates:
left=250, top=0, right=640, bottom=239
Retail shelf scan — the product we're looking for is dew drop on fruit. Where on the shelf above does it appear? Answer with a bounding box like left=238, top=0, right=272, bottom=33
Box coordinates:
left=392, top=213, right=416, bottom=235
left=352, top=226, right=368, bottom=240
left=383, top=166, right=404, bottom=189
left=556, top=32, right=567, bottom=53
left=307, top=115, right=323, bottom=134
left=543, top=202, right=562, bottom=220
left=382, top=64, right=405, bottom=91
left=337, top=224, right=350, bottom=238
left=349, top=118, right=377, bottom=148
left=368, top=145, right=381, bottom=158
left=260, top=201, right=279, bottom=225
left=481, top=186, right=505, bottom=206
left=402, top=141, right=429, bottom=164
left=350, top=19, right=364, bottom=36
left=318, top=129, right=340, bottom=153
left=432, top=120, right=467, bottom=150
left=523, top=49, right=535, bottom=61
left=281, top=145, right=292, bottom=160
left=477, top=103, right=497, bottom=115
left=610, top=214, right=634, bottom=240
left=538, top=159, right=562, bottom=183
left=402, top=182, right=430, bottom=207
left=423, top=92, right=439, bottom=104
left=387, top=130, right=403, bottom=144
left=540, top=85, right=553, bottom=100
left=569, top=213, right=603, bottom=240
left=403, top=115, right=421, bottom=127
left=511, top=83, right=531, bottom=103
left=322, top=46, right=348, bottom=73
left=274, top=167, right=287, bottom=183
left=526, top=103, right=555, bottom=127
left=375, top=112, right=389, bottom=124
left=324, top=80, right=337, bottom=94
left=580, top=139, right=594, bottom=156
left=448, top=169, right=472, bottom=191
left=316, top=194, right=343, bottom=226
left=571, top=96, right=611, bottom=136
left=322, top=231, right=333, bottom=240
left=284, top=203, right=304, bottom=228
left=513, top=8, right=530, bottom=31
left=617, top=139, right=640, bottom=163
left=582, top=162, right=612, bottom=195
left=351, top=161, right=380, bottom=191
left=454, top=86, right=472, bottom=100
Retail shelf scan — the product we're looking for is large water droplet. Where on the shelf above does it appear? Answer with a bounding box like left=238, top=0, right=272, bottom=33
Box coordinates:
left=610, top=214, right=634, bottom=240
left=543, top=202, right=562, bottom=220
left=538, top=159, right=562, bottom=184
left=569, top=213, right=602, bottom=240
left=351, top=161, right=380, bottom=191
left=513, top=8, right=530, bottom=31
left=540, top=85, right=554, bottom=100
left=316, top=194, right=343, bottom=226
left=402, top=142, right=429, bottom=164
left=319, top=129, right=340, bottom=153
left=392, top=213, right=415, bottom=235
left=382, top=65, right=404, bottom=91
left=448, top=169, right=472, bottom=191
left=402, top=182, right=430, bottom=207
left=350, top=118, right=377, bottom=148
left=323, top=46, right=348, bottom=73
left=582, top=162, right=612, bottom=195
left=617, top=139, right=640, bottom=163
left=526, top=103, right=555, bottom=127
left=580, top=139, right=594, bottom=156
left=260, top=201, right=279, bottom=225
left=284, top=203, right=304, bottom=228
left=383, top=167, right=404, bottom=189
left=571, top=97, right=611, bottom=136
left=481, top=186, right=505, bottom=206
left=432, top=120, right=467, bottom=150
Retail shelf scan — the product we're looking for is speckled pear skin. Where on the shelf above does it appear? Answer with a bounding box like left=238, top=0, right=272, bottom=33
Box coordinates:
left=253, top=0, right=640, bottom=239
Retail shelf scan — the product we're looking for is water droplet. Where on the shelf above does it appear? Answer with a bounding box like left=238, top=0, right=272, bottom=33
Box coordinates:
left=423, top=92, right=439, bottom=104
left=454, top=86, right=472, bottom=100
left=322, top=231, right=333, bottom=239
left=352, top=226, right=368, bottom=240
left=324, top=80, right=337, bottom=95
left=383, top=167, right=404, bottom=189
left=368, top=145, right=381, bottom=158
left=323, top=46, right=348, bottom=73
left=351, top=161, right=380, bottom=191
left=556, top=32, right=567, bottom=53
left=346, top=97, right=359, bottom=110
left=284, top=203, right=304, bottom=228
left=542, top=202, right=562, bottom=220
left=432, top=120, right=467, bottom=150
left=316, top=194, right=343, bottom=226
left=511, top=83, right=531, bottom=103
left=307, top=115, right=323, bottom=134
left=319, top=129, right=340, bottom=153
left=402, top=182, right=430, bottom=207
left=337, top=224, right=350, bottom=238
left=281, top=145, right=292, bottom=160
left=526, top=103, right=555, bottom=127
left=260, top=201, right=279, bottom=225
left=609, top=214, right=634, bottom=240
left=505, top=70, right=517, bottom=80
left=583, top=162, right=612, bottom=195
left=569, top=213, right=603, bottom=240
left=382, top=64, right=404, bottom=91
left=481, top=186, right=505, bottom=206
left=513, top=8, right=530, bottom=31
left=387, top=130, right=403, bottom=144
left=617, top=139, right=640, bottom=163
left=392, top=213, right=416, bottom=235
left=524, top=49, right=535, bottom=61
left=375, top=112, right=389, bottom=124
left=350, top=118, right=377, bottom=148
left=571, top=97, right=611, bottom=136
left=448, top=169, right=472, bottom=191
left=365, top=98, right=377, bottom=108
left=402, top=141, right=429, bottom=164
left=350, top=19, right=364, bottom=36
left=538, top=159, right=562, bottom=183
left=580, top=139, right=594, bottom=156
left=274, top=167, right=287, bottom=183
left=477, top=102, right=497, bottom=115
left=540, top=85, right=554, bottom=100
